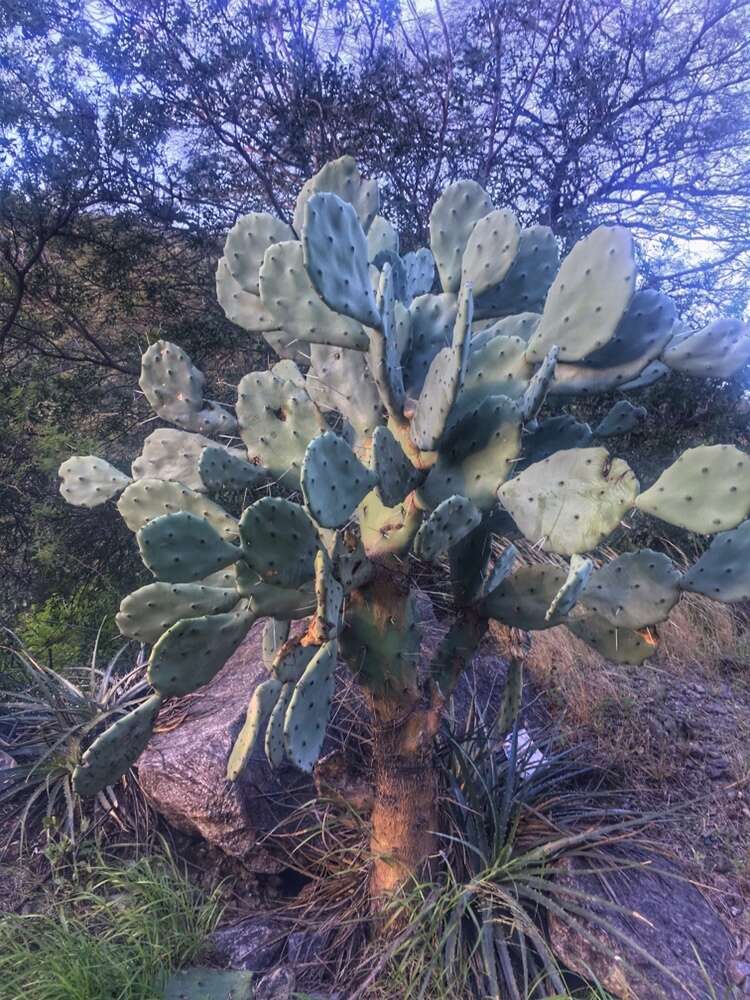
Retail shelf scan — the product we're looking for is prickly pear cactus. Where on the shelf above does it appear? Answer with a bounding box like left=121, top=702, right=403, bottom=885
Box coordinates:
left=58, top=156, right=750, bottom=799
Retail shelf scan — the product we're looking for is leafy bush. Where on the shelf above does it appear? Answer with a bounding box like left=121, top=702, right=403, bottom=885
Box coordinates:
left=16, top=585, right=121, bottom=671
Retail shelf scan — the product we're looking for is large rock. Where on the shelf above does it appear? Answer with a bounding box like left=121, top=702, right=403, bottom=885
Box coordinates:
left=548, top=855, right=734, bottom=999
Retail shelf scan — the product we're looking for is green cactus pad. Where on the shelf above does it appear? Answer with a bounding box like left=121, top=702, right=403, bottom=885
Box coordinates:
left=270, top=359, right=305, bottom=386
left=403, top=293, right=457, bottom=397
left=199, top=566, right=237, bottom=587
left=521, top=415, right=593, bottom=466
left=306, top=343, right=384, bottom=441
left=314, top=549, right=345, bottom=638
left=372, top=425, right=421, bottom=507
left=302, top=192, right=381, bottom=328
left=215, top=256, right=279, bottom=333
left=373, top=249, right=408, bottom=303
left=519, top=345, right=558, bottom=421
left=223, top=211, right=294, bottom=295
left=419, top=395, right=522, bottom=511
left=471, top=312, right=541, bottom=349
left=164, top=967, right=254, bottom=1000
left=367, top=214, right=399, bottom=259
left=545, top=554, right=592, bottom=621
left=116, top=583, right=239, bottom=645
left=525, top=225, right=635, bottom=364
left=566, top=614, right=657, bottom=664
left=237, top=370, right=326, bottom=491
left=460, top=334, right=532, bottom=412
left=498, top=447, right=639, bottom=555
left=301, top=431, right=378, bottom=529
left=447, top=518, right=494, bottom=605
left=262, top=618, right=291, bottom=669
left=662, top=318, right=750, bottom=379
left=117, top=479, right=239, bottom=539
left=402, top=247, right=435, bottom=301
left=357, top=490, right=423, bottom=558
left=681, top=519, right=750, bottom=603
left=226, top=676, right=283, bottom=780
left=271, top=637, right=318, bottom=683
left=239, top=497, right=319, bottom=588
left=139, top=340, right=236, bottom=434
left=619, top=360, right=670, bottom=390
left=241, top=574, right=316, bottom=620
left=137, top=511, right=240, bottom=583
left=259, top=240, right=369, bottom=350
left=594, top=401, right=647, bottom=437
left=198, top=446, right=269, bottom=492
left=635, top=444, right=750, bottom=534
left=149, top=604, right=254, bottom=697
left=331, top=527, right=374, bottom=592
left=430, top=617, right=489, bottom=694
left=413, top=495, right=482, bottom=561
left=73, top=692, right=163, bottom=798
left=132, top=428, right=216, bottom=492
left=284, top=639, right=337, bottom=773
left=368, top=264, right=407, bottom=421
left=429, top=180, right=493, bottom=293
left=582, top=289, right=676, bottom=368
left=481, top=564, right=568, bottom=629
left=581, top=549, right=681, bottom=628
left=58, top=456, right=131, bottom=508
left=293, top=155, right=379, bottom=236
left=265, top=681, right=295, bottom=769
left=473, top=225, right=559, bottom=320
left=461, top=208, right=521, bottom=297
left=548, top=353, right=658, bottom=395
left=482, top=543, right=519, bottom=598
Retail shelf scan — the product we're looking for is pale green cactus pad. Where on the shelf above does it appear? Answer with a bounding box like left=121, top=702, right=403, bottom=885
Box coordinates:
left=265, top=681, right=295, bottom=768
left=402, top=247, right=435, bottom=301
left=306, top=343, right=384, bottom=440
left=239, top=497, right=319, bottom=588
left=482, top=564, right=568, bottom=629
left=525, top=225, right=635, bottom=364
left=521, top=415, right=592, bottom=466
left=132, top=428, right=216, bottom=492
left=149, top=604, right=255, bottom=697
left=566, top=613, right=657, bottom=664
left=448, top=519, right=494, bottom=605
left=461, top=208, right=521, bottom=298
left=331, top=527, right=374, bottom=592
left=357, top=490, right=422, bottom=558
left=371, top=425, right=421, bottom=507
left=595, top=400, right=647, bottom=437
left=368, top=265, right=406, bottom=421
left=473, top=225, right=559, bottom=320
left=581, top=549, right=681, bottom=628
left=549, top=353, right=660, bottom=395
left=116, top=583, right=239, bottom=645
left=284, top=639, right=337, bottom=773
left=367, top=214, right=399, bottom=259
left=227, top=676, right=283, bottom=780
left=681, top=519, right=750, bottom=603
left=303, top=192, right=381, bottom=328
left=429, top=179, right=493, bottom=293
left=117, top=478, right=239, bottom=538
left=314, top=550, right=345, bottom=638
left=293, top=154, right=379, bottom=236
left=137, top=511, right=240, bottom=583
left=73, top=692, right=163, bottom=798
left=460, top=334, right=532, bottom=411
left=519, top=344, right=558, bottom=420
left=261, top=618, right=291, bottom=669
left=215, top=256, right=279, bottom=333
left=259, top=240, right=369, bottom=350
left=482, top=543, right=519, bottom=599
left=271, top=637, right=318, bottom=683
left=545, top=554, right=593, bottom=620
left=662, top=318, right=750, bottom=379
left=139, top=339, right=236, bottom=434
left=199, top=446, right=269, bottom=492
left=270, top=359, right=306, bottom=386
left=403, top=292, right=456, bottom=397
left=635, top=444, right=750, bottom=534
left=372, top=249, right=408, bottom=303
left=619, top=360, right=670, bottom=390
left=222, top=210, right=294, bottom=295
left=58, top=456, right=131, bottom=508
left=164, top=967, right=254, bottom=1000
left=498, top=447, right=639, bottom=555
left=471, top=312, right=541, bottom=349
left=413, top=495, right=482, bottom=561
left=582, top=289, right=676, bottom=368
left=241, top=574, right=316, bottom=620
left=237, top=370, right=326, bottom=491
left=301, top=431, right=378, bottom=528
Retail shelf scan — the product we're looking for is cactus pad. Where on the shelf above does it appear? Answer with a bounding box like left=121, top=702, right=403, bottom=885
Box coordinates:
left=271, top=637, right=318, bottom=683
left=662, top=318, right=750, bottom=379
left=226, top=676, right=283, bottom=780
left=498, top=447, right=638, bottom=555
left=581, top=549, right=681, bottom=628
left=403, top=293, right=457, bottom=397
left=313, top=549, right=345, bottom=639
left=461, top=209, right=521, bottom=298
left=473, top=225, right=559, bottom=320
left=132, top=428, right=215, bottom=492
left=262, top=618, right=291, bottom=669
left=482, top=543, right=519, bottom=598
left=139, top=340, right=236, bottom=434
left=681, top=519, right=750, bottom=603
left=222, top=211, right=294, bottom=295
left=368, top=265, right=407, bottom=421
left=429, top=180, right=493, bottom=293
left=582, top=289, right=676, bottom=368
left=237, top=370, right=325, bottom=491
left=402, top=247, right=436, bottom=301
left=283, top=639, right=337, bottom=773
left=307, top=343, right=384, bottom=440
left=164, top=967, right=254, bottom=1000
left=215, top=255, right=279, bottom=333
left=58, top=456, right=131, bottom=508
left=367, top=214, right=399, bottom=258
left=545, top=554, right=593, bottom=620
left=549, top=353, right=660, bottom=395
left=595, top=401, right=647, bottom=437
left=117, top=583, right=239, bottom=645
left=471, top=312, right=541, bottom=349
left=301, top=431, right=378, bottom=528
left=566, top=614, right=657, bottom=664
left=482, top=564, right=568, bottom=629
left=302, top=192, right=381, bottom=328
left=73, top=692, right=163, bottom=798
left=521, top=415, right=592, bottom=466
left=242, top=576, right=317, bottom=620
left=331, top=527, right=374, bottom=592
left=239, top=497, right=319, bottom=587
left=149, top=604, right=254, bottom=697
left=199, top=446, right=269, bottom=492
left=137, top=511, right=240, bottom=583
left=525, top=225, right=635, bottom=364
left=619, top=360, right=670, bottom=390
left=635, top=444, right=750, bottom=534
left=460, top=334, right=532, bottom=412
left=357, top=490, right=422, bottom=558
left=372, top=424, right=421, bottom=507
left=413, top=495, right=482, bottom=561
left=293, top=154, right=379, bottom=235
left=117, top=479, right=239, bottom=538
left=519, top=345, right=558, bottom=420
left=265, top=681, right=295, bottom=769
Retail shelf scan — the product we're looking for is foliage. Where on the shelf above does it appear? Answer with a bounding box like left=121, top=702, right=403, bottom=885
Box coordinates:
left=16, top=586, right=121, bottom=670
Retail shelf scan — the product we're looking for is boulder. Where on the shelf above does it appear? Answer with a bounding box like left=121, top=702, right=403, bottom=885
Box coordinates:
left=211, top=914, right=287, bottom=972
left=548, top=855, right=734, bottom=999
left=254, top=964, right=296, bottom=1000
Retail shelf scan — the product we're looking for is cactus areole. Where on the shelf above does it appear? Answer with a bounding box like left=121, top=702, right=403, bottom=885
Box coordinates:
left=60, top=156, right=750, bottom=905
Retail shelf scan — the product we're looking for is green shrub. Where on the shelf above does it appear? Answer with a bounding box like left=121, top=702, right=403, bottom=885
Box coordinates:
left=16, top=585, right=120, bottom=671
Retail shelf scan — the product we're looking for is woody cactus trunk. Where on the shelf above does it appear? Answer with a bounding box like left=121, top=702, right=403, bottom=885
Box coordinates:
left=59, top=157, right=750, bottom=904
